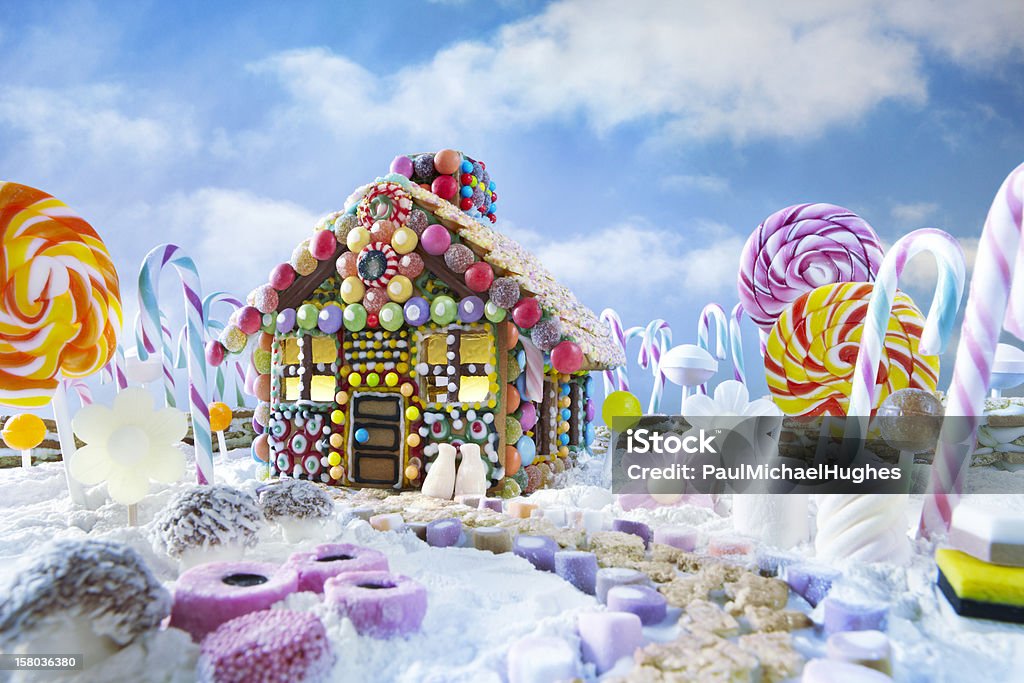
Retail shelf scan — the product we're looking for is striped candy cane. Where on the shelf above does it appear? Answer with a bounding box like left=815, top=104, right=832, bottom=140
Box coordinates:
left=138, top=244, right=213, bottom=485
left=697, top=304, right=728, bottom=395
left=61, top=377, right=93, bottom=407
left=729, top=304, right=747, bottom=385
left=638, top=319, right=672, bottom=414
left=921, top=163, right=1024, bottom=537
left=135, top=310, right=176, bottom=406
left=100, top=343, right=128, bottom=391
left=178, top=292, right=244, bottom=403
left=600, top=309, right=632, bottom=395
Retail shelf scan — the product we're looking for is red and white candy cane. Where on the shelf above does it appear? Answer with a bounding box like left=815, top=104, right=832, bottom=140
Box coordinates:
left=921, top=162, right=1024, bottom=537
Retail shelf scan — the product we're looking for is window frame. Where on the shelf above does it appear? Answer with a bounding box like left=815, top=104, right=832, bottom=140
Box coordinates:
left=421, top=328, right=492, bottom=405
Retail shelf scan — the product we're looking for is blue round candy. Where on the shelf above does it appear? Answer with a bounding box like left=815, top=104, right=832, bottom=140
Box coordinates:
left=561, top=408, right=571, bottom=421
left=488, top=181, right=496, bottom=191
left=516, top=349, right=526, bottom=369
left=584, top=375, right=593, bottom=393
left=560, top=384, right=571, bottom=396
left=559, top=433, right=569, bottom=446
left=516, top=435, right=537, bottom=467
left=585, top=423, right=595, bottom=445
left=461, top=160, right=474, bottom=174
left=460, top=185, right=474, bottom=198
left=318, top=304, right=343, bottom=334
left=355, top=428, right=370, bottom=444
left=276, top=308, right=296, bottom=334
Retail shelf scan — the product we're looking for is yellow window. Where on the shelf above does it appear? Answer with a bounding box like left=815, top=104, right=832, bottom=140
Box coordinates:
left=284, top=377, right=302, bottom=401
left=282, top=338, right=300, bottom=365
left=459, top=333, right=490, bottom=364
left=310, top=375, right=336, bottom=402
left=425, top=334, right=447, bottom=365
left=312, top=337, right=338, bottom=364
left=458, top=375, right=490, bottom=402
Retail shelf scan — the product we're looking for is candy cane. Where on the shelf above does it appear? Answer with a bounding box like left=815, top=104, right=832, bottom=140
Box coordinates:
left=99, top=343, right=128, bottom=391
left=61, top=377, right=93, bottom=407
left=697, top=304, right=728, bottom=395
left=135, top=310, right=176, bottom=406
left=600, top=309, right=633, bottom=394
left=921, top=163, right=1024, bottom=537
left=729, top=304, right=747, bottom=385
left=178, top=292, right=244, bottom=403
left=638, top=319, right=672, bottom=414
left=138, top=244, right=213, bottom=485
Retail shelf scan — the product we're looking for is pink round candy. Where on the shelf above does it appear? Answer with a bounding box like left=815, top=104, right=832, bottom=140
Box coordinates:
left=519, top=402, right=537, bottom=431
left=390, top=155, right=414, bottom=178
left=551, top=341, right=583, bottom=374
left=421, top=225, right=452, bottom=256
left=237, top=306, right=262, bottom=335
left=465, top=262, right=494, bottom=292
left=206, top=340, right=226, bottom=367
left=269, top=263, right=296, bottom=291
left=398, top=253, right=424, bottom=278
left=363, top=287, right=388, bottom=314
left=431, top=175, right=458, bottom=200
left=250, top=285, right=279, bottom=315
left=512, top=297, right=542, bottom=329
left=337, top=252, right=358, bottom=278
left=309, top=229, right=338, bottom=260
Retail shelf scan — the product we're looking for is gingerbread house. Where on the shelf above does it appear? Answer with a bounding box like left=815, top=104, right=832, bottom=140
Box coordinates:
left=220, top=150, right=624, bottom=494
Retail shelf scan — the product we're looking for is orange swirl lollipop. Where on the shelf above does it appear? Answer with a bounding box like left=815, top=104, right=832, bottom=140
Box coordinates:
left=765, top=282, right=939, bottom=416
left=0, top=183, right=122, bottom=407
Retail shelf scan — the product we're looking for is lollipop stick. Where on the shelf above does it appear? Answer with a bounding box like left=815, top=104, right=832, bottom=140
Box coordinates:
left=127, top=503, right=138, bottom=527
left=21, top=449, right=31, bottom=468
left=217, top=430, right=228, bottom=459
left=52, top=381, right=87, bottom=506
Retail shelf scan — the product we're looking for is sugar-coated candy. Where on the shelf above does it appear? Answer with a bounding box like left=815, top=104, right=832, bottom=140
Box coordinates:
left=285, top=543, right=389, bottom=594
left=397, top=253, right=424, bottom=278
left=363, top=287, right=388, bottom=314
left=513, top=535, right=559, bottom=571
left=473, top=527, right=513, bottom=554
left=325, top=570, right=427, bottom=638
left=369, top=220, right=396, bottom=245
left=336, top=251, right=358, bottom=279
left=607, top=585, right=668, bottom=625
left=390, top=155, right=414, bottom=178
left=249, top=285, right=278, bottom=315
left=802, top=658, right=892, bottom=683
left=507, top=635, right=579, bottom=683
left=169, top=561, right=299, bottom=641
left=555, top=550, right=598, bottom=594
left=707, top=535, right=754, bottom=557
left=507, top=499, right=537, bottom=519
left=823, top=597, right=889, bottom=635
left=413, top=153, right=438, bottom=183
left=198, top=609, right=335, bottom=683
left=489, top=277, right=521, bottom=309
left=479, top=497, right=503, bottom=513
left=218, top=325, right=247, bottom=354
left=290, top=241, right=317, bottom=276
left=464, top=262, right=494, bottom=292
left=784, top=564, right=840, bottom=607
left=369, top=513, right=405, bottom=532
left=577, top=611, right=643, bottom=675
left=333, top=213, right=357, bottom=243
left=496, top=477, right=522, bottom=498
left=529, top=318, right=562, bottom=351
left=611, top=519, right=653, bottom=548
left=268, top=263, right=296, bottom=291
left=433, top=148, right=462, bottom=175
left=426, top=518, right=462, bottom=547
left=826, top=630, right=892, bottom=675
left=407, top=209, right=429, bottom=234
left=444, top=243, right=476, bottom=273
left=420, top=224, right=451, bottom=255
left=505, top=416, right=524, bottom=444
left=523, top=464, right=542, bottom=493
left=512, top=298, right=542, bottom=329
left=596, top=567, right=649, bottom=604
left=254, top=402, right=271, bottom=427
left=154, top=485, right=264, bottom=563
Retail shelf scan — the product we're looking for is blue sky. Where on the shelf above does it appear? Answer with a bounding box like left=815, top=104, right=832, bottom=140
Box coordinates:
left=2, top=0, right=1023, bottom=411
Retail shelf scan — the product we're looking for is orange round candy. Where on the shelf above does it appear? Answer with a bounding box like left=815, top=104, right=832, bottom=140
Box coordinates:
left=258, top=332, right=273, bottom=352
left=1, top=413, right=47, bottom=450
left=502, top=322, right=519, bottom=348
left=433, top=149, right=462, bottom=175
left=505, top=384, right=521, bottom=413
left=254, top=374, right=271, bottom=402
left=504, top=445, right=521, bottom=476
left=400, top=383, right=415, bottom=397
left=252, top=433, right=270, bottom=462
left=209, top=402, right=233, bottom=432
left=405, top=464, right=420, bottom=481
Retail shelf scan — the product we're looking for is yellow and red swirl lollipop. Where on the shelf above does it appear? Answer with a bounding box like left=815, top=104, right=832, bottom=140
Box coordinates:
left=765, top=282, right=938, bottom=416
left=0, top=182, right=122, bottom=407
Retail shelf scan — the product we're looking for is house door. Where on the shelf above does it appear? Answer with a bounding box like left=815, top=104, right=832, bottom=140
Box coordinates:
left=350, top=392, right=404, bottom=487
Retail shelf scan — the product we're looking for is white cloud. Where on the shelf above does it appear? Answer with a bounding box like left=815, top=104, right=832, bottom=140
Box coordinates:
left=660, top=174, right=731, bottom=194
left=891, top=201, right=940, bottom=226
left=250, top=1, right=1022, bottom=145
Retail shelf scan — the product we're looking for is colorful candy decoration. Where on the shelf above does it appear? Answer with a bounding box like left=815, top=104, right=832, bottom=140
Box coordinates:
left=357, top=182, right=412, bottom=230
left=601, top=390, right=643, bottom=427
left=922, top=162, right=1024, bottom=537
left=210, top=401, right=234, bottom=460
left=729, top=303, right=747, bottom=385
left=738, top=203, right=884, bottom=331
left=138, top=244, right=213, bottom=484
left=1, top=413, right=47, bottom=467
left=357, top=242, right=399, bottom=287
left=765, top=282, right=938, bottom=417
left=696, top=304, right=728, bottom=395
left=638, top=319, right=672, bottom=413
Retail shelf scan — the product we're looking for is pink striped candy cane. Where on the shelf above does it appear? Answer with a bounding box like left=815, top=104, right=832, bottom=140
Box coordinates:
left=920, top=163, right=1024, bottom=537
left=99, top=343, right=128, bottom=391
left=697, top=304, right=728, bottom=395
left=729, top=304, right=747, bottom=385
left=61, top=377, right=93, bottom=407
left=638, top=319, right=672, bottom=413
left=138, top=244, right=213, bottom=485
left=600, top=309, right=631, bottom=395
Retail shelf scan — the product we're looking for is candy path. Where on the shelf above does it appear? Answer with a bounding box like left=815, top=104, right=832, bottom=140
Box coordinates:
left=0, top=447, right=1021, bottom=682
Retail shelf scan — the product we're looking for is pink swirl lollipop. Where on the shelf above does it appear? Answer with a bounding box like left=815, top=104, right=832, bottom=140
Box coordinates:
left=738, top=204, right=884, bottom=331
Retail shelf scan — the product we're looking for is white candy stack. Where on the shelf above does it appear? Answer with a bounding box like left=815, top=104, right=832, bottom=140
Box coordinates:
left=814, top=494, right=910, bottom=564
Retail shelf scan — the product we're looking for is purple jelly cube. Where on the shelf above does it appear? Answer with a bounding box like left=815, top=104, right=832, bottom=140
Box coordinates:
left=784, top=563, right=840, bottom=607
left=606, top=585, right=668, bottom=625
left=425, top=518, right=462, bottom=548
left=823, top=597, right=889, bottom=635
left=555, top=551, right=598, bottom=595
left=596, top=568, right=649, bottom=605
left=513, top=535, right=559, bottom=572
left=577, top=611, right=644, bottom=674
left=652, top=525, right=698, bottom=552
left=612, top=519, right=652, bottom=548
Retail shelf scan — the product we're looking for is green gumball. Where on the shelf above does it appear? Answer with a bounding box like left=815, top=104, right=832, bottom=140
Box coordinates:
left=431, top=295, right=457, bottom=324
left=379, top=302, right=404, bottom=331
left=260, top=313, right=276, bottom=334
left=484, top=301, right=506, bottom=323
left=253, top=349, right=272, bottom=374
left=296, top=303, right=320, bottom=330
left=344, top=303, right=367, bottom=332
